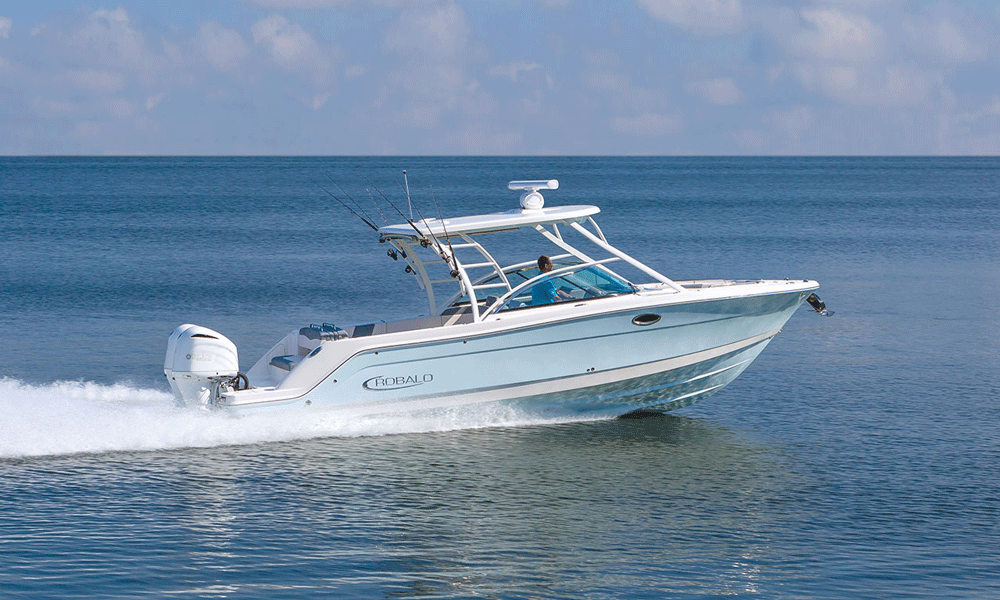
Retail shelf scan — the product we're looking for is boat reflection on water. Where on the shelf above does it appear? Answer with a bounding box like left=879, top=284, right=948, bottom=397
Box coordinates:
left=155, top=416, right=796, bottom=597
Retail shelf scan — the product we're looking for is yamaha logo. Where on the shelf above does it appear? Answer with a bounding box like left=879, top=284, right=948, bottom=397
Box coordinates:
left=363, top=374, right=434, bottom=391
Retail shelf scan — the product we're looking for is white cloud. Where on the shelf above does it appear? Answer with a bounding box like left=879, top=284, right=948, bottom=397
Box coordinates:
left=792, top=63, right=939, bottom=106
left=197, top=22, right=249, bottom=72
left=381, top=3, right=475, bottom=128
left=585, top=69, right=629, bottom=93
left=71, top=8, right=147, bottom=69
left=310, top=93, right=330, bottom=109
left=252, top=15, right=318, bottom=65
left=931, top=20, right=979, bottom=62
left=903, top=17, right=983, bottom=64
left=769, top=105, right=815, bottom=138
left=489, top=61, right=543, bottom=83
left=980, top=96, right=1000, bottom=117
left=637, top=0, right=744, bottom=34
left=4, top=1, right=1000, bottom=155
left=33, top=98, right=80, bottom=116
left=789, top=8, right=884, bottom=62
left=63, top=69, right=126, bottom=94
left=732, top=128, right=767, bottom=152
left=758, top=5, right=972, bottom=114
left=252, top=14, right=335, bottom=85
left=735, top=106, right=815, bottom=153
left=73, top=120, right=105, bottom=141
left=582, top=50, right=664, bottom=122
left=685, top=78, right=742, bottom=105
left=610, top=112, right=682, bottom=136
left=445, top=124, right=523, bottom=154
left=146, top=93, right=165, bottom=111
left=956, top=95, right=1000, bottom=124
left=105, top=97, right=135, bottom=119
left=384, top=2, right=469, bottom=59
left=246, top=0, right=375, bottom=6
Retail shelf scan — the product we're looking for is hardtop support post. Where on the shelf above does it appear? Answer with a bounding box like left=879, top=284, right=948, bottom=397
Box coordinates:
left=567, top=222, right=685, bottom=292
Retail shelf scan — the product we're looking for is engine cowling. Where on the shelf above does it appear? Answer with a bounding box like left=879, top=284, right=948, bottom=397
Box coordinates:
left=164, top=324, right=239, bottom=406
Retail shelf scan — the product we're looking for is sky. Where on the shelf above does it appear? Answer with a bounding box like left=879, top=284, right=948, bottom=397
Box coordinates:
left=1, top=1, right=999, bottom=155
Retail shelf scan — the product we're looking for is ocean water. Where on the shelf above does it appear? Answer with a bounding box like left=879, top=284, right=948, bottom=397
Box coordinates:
left=1, top=156, right=998, bottom=599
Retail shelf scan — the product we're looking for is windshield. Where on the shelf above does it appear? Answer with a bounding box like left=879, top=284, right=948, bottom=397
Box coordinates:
left=496, top=265, right=635, bottom=312
left=447, top=263, right=554, bottom=308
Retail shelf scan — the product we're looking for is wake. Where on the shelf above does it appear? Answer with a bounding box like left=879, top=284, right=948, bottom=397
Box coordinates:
left=0, top=378, right=581, bottom=459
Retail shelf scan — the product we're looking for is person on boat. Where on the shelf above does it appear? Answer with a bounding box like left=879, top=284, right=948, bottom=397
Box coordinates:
left=531, top=255, right=572, bottom=305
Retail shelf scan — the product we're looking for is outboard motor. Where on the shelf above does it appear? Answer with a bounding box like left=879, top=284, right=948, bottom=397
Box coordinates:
left=164, top=324, right=240, bottom=406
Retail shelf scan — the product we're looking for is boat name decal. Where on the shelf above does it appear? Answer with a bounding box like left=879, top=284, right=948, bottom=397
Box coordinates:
left=363, top=374, right=434, bottom=391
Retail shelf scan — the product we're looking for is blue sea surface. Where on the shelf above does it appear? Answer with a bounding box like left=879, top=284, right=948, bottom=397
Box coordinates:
left=1, top=157, right=998, bottom=598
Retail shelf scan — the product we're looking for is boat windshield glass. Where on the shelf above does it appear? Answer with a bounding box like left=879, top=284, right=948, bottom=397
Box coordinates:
left=496, top=265, right=635, bottom=312
left=448, top=263, right=554, bottom=308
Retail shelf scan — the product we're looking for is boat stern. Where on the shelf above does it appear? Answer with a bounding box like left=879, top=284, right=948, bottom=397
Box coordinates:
left=164, top=324, right=241, bottom=406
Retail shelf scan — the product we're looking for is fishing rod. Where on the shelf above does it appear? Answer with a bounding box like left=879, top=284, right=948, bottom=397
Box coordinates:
left=326, top=174, right=378, bottom=229
left=393, top=172, right=465, bottom=280
left=401, top=178, right=460, bottom=277
left=363, top=185, right=391, bottom=227
left=392, top=169, right=450, bottom=248
left=368, top=177, right=438, bottom=249
left=315, top=181, right=378, bottom=230
left=429, top=184, right=459, bottom=278
left=368, top=177, right=456, bottom=273
left=362, top=184, right=409, bottom=263
left=404, top=169, right=413, bottom=221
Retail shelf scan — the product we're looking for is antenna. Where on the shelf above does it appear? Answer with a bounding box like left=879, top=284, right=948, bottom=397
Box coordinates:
left=508, top=179, right=559, bottom=210
left=404, top=170, right=413, bottom=221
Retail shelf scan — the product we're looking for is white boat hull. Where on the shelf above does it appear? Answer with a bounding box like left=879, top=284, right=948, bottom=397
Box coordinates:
left=221, top=284, right=812, bottom=418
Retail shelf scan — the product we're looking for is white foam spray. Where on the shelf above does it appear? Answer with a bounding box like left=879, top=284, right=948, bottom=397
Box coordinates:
left=0, top=378, right=589, bottom=459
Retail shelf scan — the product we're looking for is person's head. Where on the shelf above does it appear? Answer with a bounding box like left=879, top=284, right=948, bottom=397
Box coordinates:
left=537, top=255, right=553, bottom=273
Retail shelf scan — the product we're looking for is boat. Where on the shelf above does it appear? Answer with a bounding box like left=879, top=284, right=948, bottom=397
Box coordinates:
left=164, top=178, right=829, bottom=418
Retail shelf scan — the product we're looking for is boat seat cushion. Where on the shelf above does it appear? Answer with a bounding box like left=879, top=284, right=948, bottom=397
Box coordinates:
left=299, top=326, right=348, bottom=341
left=269, top=355, right=299, bottom=371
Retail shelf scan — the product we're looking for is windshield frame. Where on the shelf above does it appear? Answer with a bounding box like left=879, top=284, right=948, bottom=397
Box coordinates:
left=484, top=259, right=636, bottom=317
